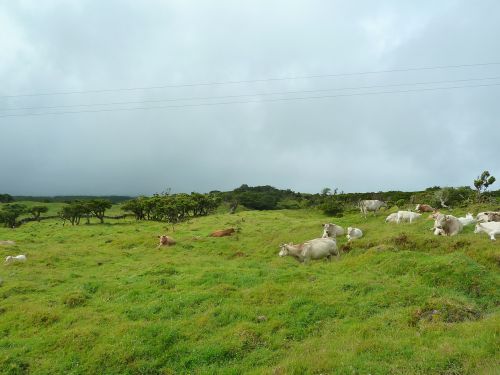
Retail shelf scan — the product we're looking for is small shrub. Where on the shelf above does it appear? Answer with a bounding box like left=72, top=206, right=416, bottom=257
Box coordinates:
left=410, top=298, right=481, bottom=326
left=319, top=197, right=344, bottom=217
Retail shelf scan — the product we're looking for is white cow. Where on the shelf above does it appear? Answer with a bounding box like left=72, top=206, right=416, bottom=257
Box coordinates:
left=474, top=222, right=500, bottom=240
left=346, top=227, right=363, bottom=241
left=279, top=238, right=338, bottom=263
left=359, top=200, right=387, bottom=218
left=476, top=211, right=500, bottom=223
left=4, top=255, right=27, bottom=264
left=321, top=223, right=345, bottom=238
left=385, top=213, right=399, bottom=223
left=396, top=210, right=422, bottom=224
left=433, top=214, right=463, bottom=236
left=458, top=213, right=475, bottom=226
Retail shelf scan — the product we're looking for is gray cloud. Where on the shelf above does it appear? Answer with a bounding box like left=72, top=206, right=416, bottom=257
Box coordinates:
left=1, top=0, right=499, bottom=195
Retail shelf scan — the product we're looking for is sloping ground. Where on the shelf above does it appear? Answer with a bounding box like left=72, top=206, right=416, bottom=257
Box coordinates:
left=0, top=208, right=498, bottom=374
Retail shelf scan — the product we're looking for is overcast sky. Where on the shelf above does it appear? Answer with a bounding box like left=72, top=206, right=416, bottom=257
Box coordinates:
left=1, top=0, right=499, bottom=196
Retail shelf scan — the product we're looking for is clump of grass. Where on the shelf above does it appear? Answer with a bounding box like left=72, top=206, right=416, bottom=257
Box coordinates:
left=391, top=232, right=417, bottom=249
left=410, top=297, right=482, bottom=325
left=29, top=309, right=60, bottom=327
left=62, top=291, right=88, bottom=308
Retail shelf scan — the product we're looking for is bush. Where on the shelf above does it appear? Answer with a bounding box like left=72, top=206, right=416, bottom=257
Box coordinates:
left=319, top=197, right=344, bottom=217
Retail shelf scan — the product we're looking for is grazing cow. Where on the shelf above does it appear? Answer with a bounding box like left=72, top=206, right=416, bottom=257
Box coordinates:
left=210, top=228, right=235, bottom=237
left=433, top=214, right=463, bottom=236
left=396, top=210, right=422, bottom=224
left=457, top=213, right=475, bottom=226
left=279, top=238, right=338, bottom=263
left=476, top=211, right=500, bottom=223
left=157, top=235, right=176, bottom=247
left=474, top=222, right=500, bottom=240
left=346, top=227, right=363, bottom=241
left=359, top=200, right=387, bottom=217
left=385, top=213, right=399, bottom=223
left=322, top=223, right=345, bottom=238
left=4, top=255, right=27, bottom=264
left=415, top=204, right=435, bottom=213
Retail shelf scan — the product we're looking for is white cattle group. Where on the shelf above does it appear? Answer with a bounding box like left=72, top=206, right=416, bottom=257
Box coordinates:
left=280, top=202, right=499, bottom=264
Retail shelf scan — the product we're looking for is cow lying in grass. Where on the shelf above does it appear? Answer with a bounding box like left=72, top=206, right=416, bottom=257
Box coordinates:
left=321, top=223, right=344, bottom=238
left=385, top=213, right=398, bottom=223
left=432, top=214, right=463, bottom=236
left=210, top=228, right=235, bottom=237
left=346, top=227, right=363, bottom=241
left=415, top=204, right=435, bottom=213
left=476, top=211, right=500, bottom=223
left=4, top=255, right=26, bottom=264
left=397, top=211, right=421, bottom=224
left=158, top=235, right=176, bottom=248
left=474, top=222, right=500, bottom=240
left=279, top=238, right=338, bottom=263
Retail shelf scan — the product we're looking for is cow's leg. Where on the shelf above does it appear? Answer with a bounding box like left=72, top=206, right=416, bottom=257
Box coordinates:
left=491, top=233, right=496, bottom=240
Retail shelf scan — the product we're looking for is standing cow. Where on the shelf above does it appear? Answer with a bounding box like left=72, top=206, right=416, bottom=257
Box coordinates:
left=359, top=200, right=387, bottom=218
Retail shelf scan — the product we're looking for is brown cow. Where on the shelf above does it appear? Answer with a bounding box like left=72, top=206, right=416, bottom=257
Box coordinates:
left=416, top=204, right=435, bottom=213
left=210, top=228, right=235, bottom=237
left=158, top=235, right=176, bottom=247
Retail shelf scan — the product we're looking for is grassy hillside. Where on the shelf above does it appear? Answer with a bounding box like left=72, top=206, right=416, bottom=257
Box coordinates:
left=0, top=206, right=498, bottom=374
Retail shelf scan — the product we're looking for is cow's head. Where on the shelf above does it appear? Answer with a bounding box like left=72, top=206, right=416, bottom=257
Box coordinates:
left=474, top=224, right=483, bottom=234
left=278, top=244, right=289, bottom=257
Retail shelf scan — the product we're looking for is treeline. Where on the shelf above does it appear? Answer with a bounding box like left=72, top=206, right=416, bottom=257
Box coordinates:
left=59, top=199, right=113, bottom=225
left=12, top=195, right=132, bottom=204
left=121, top=193, right=221, bottom=223
left=0, top=204, right=50, bottom=227
left=218, top=183, right=500, bottom=217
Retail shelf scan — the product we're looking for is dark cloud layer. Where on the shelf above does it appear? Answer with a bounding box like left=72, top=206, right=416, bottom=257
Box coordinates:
left=1, top=1, right=499, bottom=195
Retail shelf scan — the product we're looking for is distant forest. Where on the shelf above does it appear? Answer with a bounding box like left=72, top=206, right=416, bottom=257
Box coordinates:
left=4, top=184, right=500, bottom=212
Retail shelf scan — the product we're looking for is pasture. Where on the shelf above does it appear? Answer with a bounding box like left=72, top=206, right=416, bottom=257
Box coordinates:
left=0, top=205, right=499, bottom=374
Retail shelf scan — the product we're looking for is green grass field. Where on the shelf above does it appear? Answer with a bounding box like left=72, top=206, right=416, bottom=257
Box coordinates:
left=0, top=205, right=498, bottom=374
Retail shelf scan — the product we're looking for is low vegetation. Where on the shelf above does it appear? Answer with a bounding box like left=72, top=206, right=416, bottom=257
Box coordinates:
left=0, top=202, right=498, bottom=374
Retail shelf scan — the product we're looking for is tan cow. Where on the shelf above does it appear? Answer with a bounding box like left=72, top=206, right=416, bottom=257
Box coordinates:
left=415, top=204, right=435, bottom=213
left=158, top=235, right=176, bottom=247
left=210, top=228, right=235, bottom=237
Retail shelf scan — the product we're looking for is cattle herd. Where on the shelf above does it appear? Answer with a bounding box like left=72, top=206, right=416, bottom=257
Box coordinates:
left=278, top=199, right=500, bottom=264
left=3, top=200, right=499, bottom=266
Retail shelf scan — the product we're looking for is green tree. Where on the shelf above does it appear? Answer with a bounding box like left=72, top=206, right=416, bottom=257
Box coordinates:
left=87, top=199, right=112, bottom=223
left=0, top=194, right=14, bottom=203
left=474, top=170, right=496, bottom=202
left=319, top=196, right=344, bottom=217
left=121, top=198, right=146, bottom=220
left=0, top=204, right=27, bottom=227
left=30, top=205, right=49, bottom=221
left=59, top=202, right=88, bottom=226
